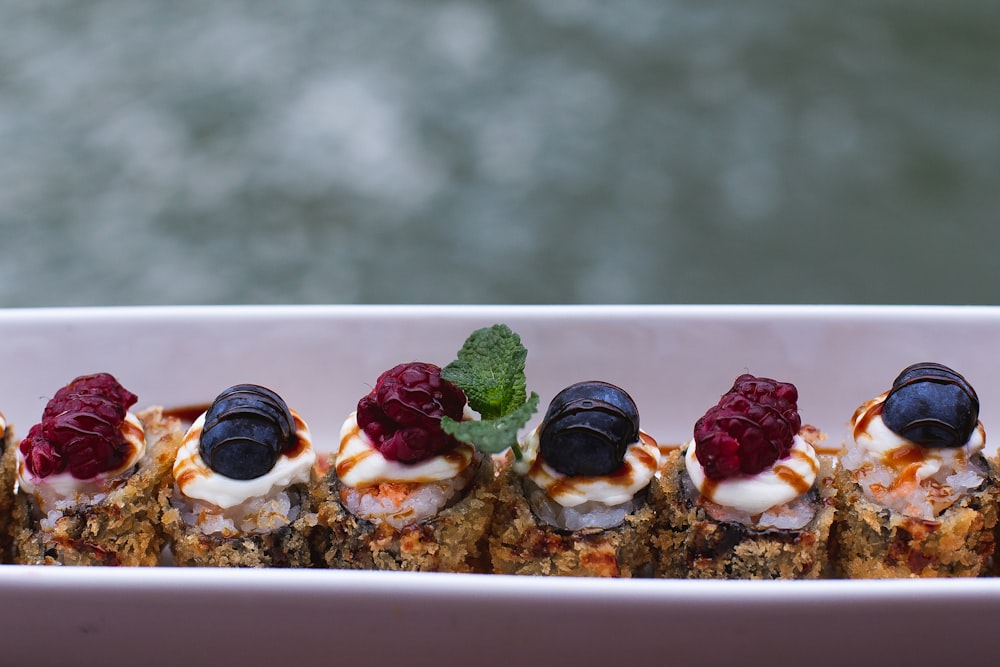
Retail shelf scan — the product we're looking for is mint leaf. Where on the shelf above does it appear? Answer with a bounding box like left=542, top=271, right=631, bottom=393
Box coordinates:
left=441, top=392, right=539, bottom=455
left=441, top=323, right=538, bottom=456
left=442, top=324, right=528, bottom=420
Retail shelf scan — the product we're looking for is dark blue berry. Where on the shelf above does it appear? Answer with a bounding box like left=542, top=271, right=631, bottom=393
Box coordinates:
left=199, top=384, right=296, bottom=480
left=539, top=381, right=639, bottom=477
left=882, top=362, right=979, bottom=448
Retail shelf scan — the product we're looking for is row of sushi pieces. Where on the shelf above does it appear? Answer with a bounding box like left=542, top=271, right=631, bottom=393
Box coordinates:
left=0, top=323, right=995, bottom=578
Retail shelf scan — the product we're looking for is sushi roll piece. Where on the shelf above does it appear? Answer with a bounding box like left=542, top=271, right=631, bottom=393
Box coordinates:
left=652, top=374, right=836, bottom=579
left=12, top=373, right=184, bottom=566
left=489, top=381, right=662, bottom=577
left=313, top=361, right=498, bottom=572
left=833, top=362, right=998, bottom=578
left=0, top=410, right=17, bottom=562
left=161, top=384, right=318, bottom=567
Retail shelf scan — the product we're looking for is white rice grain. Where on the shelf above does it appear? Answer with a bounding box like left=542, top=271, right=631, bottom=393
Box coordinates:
left=173, top=485, right=301, bottom=536
left=524, top=479, right=636, bottom=532
left=341, top=455, right=480, bottom=530
left=843, top=440, right=987, bottom=519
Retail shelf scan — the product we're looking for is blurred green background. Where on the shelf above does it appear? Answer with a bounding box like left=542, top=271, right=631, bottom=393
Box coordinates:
left=2, top=1, right=998, bottom=306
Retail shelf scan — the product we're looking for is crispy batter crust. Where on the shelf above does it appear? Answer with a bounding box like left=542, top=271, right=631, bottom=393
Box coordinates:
left=313, top=456, right=497, bottom=573
left=651, top=448, right=837, bottom=579
left=12, top=407, right=183, bottom=566
left=831, top=455, right=999, bottom=578
left=487, top=463, right=657, bottom=577
left=161, top=483, right=317, bottom=568
left=0, top=425, right=17, bottom=563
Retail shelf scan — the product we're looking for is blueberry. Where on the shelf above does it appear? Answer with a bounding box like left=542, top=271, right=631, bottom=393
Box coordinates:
left=199, top=384, right=296, bottom=480
left=539, top=381, right=640, bottom=477
left=882, top=362, right=979, bottom=448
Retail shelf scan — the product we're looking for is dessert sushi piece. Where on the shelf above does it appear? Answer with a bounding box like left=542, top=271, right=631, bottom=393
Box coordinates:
left=652, top=374, right=835, bottom=579
left=12, top=373, right=184, bottom=566
left=161, top=384, right=318, bottom=567
left=314, top=323, right=538, bottom=573
left=0, top=410, right=17, bottom=562
left=489, top=381, right=661, bottom=577
left=313, top=361, right=499, bottom=572
left=833, top=362, right=998, bottom=578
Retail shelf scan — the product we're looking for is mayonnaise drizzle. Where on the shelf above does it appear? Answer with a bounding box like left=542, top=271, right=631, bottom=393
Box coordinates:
left=684, top=434, right=819, bottom=516
left=173, top=410, right=315, bottom=509
left=17, top=412, right=146, bottom=510
left=335, top=411, right=475, bottom=488
left=843, top=392, right=987, bottom=518
left=850, top=392, right=985, bottom=482
left=515, top=425, right=660, bottom=508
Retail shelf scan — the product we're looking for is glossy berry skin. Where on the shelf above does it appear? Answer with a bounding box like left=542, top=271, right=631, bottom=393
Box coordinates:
left=882, top=362, right=979, bottom=448
left=20, top=372, right=138, bottom=479
left=539, top=381, right=640, bottom=477
left=356, top=362, right=466, bottom=463
left=694, top=374, right=802, bottom=481
left=199, top=384, right=297, bottom=480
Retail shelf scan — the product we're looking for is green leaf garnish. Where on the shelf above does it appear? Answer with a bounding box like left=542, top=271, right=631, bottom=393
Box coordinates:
left=440, top=323, right=538, bottom=457
left=441, top=393, right=539, bottom=456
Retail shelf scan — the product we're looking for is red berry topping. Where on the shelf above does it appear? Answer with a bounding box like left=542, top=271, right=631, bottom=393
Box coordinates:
left=19, top=373, right=139, bottom=479
left=693, top=374, right=802, bottom=481
left=356, top=362, right=466, bottom=463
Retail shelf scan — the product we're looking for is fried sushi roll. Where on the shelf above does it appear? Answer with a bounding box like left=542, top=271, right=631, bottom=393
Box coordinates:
left=12, top=373, right=183, bottom=566
left=651, top=374, right=835, bottom=579
left=489, top=381, right=661, bottom=578
left=313, top=362, right=497, bottom=573
left=0, top=411, right=17, bottom=562
left=833, top=362, right=998, bottom=578
left=161, top=384, right=317, bottom=568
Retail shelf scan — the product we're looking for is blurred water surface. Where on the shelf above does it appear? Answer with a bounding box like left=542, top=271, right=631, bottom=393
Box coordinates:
left=1, top=1, right=999, bottom=306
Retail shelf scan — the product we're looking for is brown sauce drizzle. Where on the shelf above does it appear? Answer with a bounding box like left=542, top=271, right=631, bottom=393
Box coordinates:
left=546, top=476, right=577, bottom=498
left=164, top=403, right=313, bottom=459
left=336, top=449, right=373, bottom=480
left=173, top=421, right=204, bottom=488
left=773, top=452, right=815, bottom=496
left=335, top=422, right=367, bottom=479
left=174, top=468, right=199, bottom=489
left=799, top=423, right=841, bottom=455
left=162, top=402, right=212, bottom=426
left=439, top=448, right=471, bottom=468
left=852, top=395, right=885, bottom=441
left=175, top=408, right=314, bottom=490
left=650, top=432, right=686, bottom=462
left=883, top=443, right=924, bottom=469
left=696, top=435, right=818, bottom=504
left=700, top=477, right=719, bottom=503
left=335, top=419, right=472, bottom=484
left=284, top=412, right=311, bottom=458
left=536, top=431, right=659, bottom=499
left=887, top=463, right=922, bottom=493
left=851, top=394, right=986, bottom=516
left=632, top=446, right=659, bottom=472
left=122, top=417, right=144, bottom=444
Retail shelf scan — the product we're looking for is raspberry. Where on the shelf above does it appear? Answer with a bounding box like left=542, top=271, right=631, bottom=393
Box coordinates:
left=356, top=362, right=466, bottom=463
left=693, top=374, right=801, bottom=480
left=19, top=373, right=138, bottom=479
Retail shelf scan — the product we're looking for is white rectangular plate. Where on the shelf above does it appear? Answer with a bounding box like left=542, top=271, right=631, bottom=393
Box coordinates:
left=2, top=305, right=998, bottom=667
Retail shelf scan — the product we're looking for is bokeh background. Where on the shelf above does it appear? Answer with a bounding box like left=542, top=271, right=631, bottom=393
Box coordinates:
left=2, top=1, right=998, bottom=307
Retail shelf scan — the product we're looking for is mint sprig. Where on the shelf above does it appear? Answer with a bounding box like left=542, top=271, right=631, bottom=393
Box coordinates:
left=440, top=323, right=539, bottom=458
